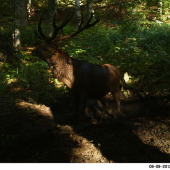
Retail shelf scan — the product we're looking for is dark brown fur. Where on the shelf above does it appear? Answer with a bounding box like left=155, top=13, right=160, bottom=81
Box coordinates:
left=32, top=42, right=120, bottom=122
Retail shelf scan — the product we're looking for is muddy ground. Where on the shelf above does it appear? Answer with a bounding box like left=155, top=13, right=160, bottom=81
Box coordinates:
left=0, top=85, right=170, bottom=163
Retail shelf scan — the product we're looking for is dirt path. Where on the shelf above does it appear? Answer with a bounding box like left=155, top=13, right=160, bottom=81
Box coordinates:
left=0, top=89, right=170, bottom=163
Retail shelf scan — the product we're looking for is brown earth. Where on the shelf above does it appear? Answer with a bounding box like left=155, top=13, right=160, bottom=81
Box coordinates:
left=0, top=84, right=170, bottom=163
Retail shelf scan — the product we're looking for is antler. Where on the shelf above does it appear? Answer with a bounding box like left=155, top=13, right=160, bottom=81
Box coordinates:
left=34, top=13, right=101, bottom=43
left=50, top=12, right=74, bottom=41
left=34, top=17, right=46, bottom=40
left=55, top=13, right=101, bottom=41
left=34, top=13, right=74, bottom=43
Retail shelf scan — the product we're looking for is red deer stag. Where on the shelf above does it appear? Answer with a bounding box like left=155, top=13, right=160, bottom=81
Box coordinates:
left=32, top=13, right=121, bottom=123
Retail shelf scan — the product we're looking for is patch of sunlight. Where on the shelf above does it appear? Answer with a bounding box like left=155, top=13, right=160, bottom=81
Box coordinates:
left=7, top=78, right=18, bottom=85
left=134, top=122, right=170, bottom=155
left=75, top=49, right=86, bottom=54
left=70, top=135, right=107, bottom=163
left=124, top=72, right=132, bottom=83
left=17, top=101, right=54, bottom=119
left=53, top=79, right=64, bottom=85
left=55, top=125, right=109, bottom=162
left=96, top=56, right=103, bottom=61
left=126, top=37, right=137, bottom=42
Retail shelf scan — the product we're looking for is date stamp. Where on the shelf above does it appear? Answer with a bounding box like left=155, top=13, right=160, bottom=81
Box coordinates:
left=149, top=165, right=170, bottom=168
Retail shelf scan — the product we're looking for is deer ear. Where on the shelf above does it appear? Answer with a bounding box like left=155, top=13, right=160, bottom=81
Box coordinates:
left=45, top=44, right=56, bottom=53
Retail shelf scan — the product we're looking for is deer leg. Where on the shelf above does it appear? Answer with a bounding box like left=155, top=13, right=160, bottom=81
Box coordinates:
left=111, top=88, right=120, bottom=118
left=99, top=98, right=108, bottom=123
left=79, top=93, right=88, bottom=119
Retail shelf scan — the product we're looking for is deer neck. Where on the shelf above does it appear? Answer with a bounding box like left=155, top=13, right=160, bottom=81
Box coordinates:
left=46, top=53, right=74, bottom=89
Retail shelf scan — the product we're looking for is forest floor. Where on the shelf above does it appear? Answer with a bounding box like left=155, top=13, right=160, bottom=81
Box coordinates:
left=0, top=82, right=170, bottom=163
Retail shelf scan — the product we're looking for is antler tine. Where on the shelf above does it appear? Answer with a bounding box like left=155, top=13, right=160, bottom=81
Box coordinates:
left=34, top=30, right=43, bottom=40
left=61, top=12, right=74, bottom=28
left=86, top=13, right=94, bottom=25
left=34, top=13, right=100, bottom=42
left=56, top=13, right=101, bottom=41
left=78, top=14, right=84, bottom=30
left=50, top=12, right=74, bottom=41
left=83, top=13, right=101, bottom=28
left=37, top=17, right=47, bottom=39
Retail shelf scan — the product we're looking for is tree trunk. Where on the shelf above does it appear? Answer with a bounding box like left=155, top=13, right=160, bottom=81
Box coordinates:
left=75, top=0, right=81, bottom=29
left=158, top=0, right=163, bottom=20
left=132, top=0, right=136, bottom=18
left=48, top=0, right=57, bottom=37
left=27, top=0, right=31, bottom=19
left=13, top=0, right=22, bottom=51
left=87, top=0, right=94, bottom=20
left=21, top=0, right=28, bottom=26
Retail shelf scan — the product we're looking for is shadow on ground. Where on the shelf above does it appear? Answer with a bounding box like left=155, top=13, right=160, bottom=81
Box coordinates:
left=0, top=84, right=170, bottom=162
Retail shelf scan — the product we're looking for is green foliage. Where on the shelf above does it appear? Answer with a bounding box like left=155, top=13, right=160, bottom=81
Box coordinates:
left=0, top=59, right=69, bottom=104
left=17, top=62, right=48, bottom=88
left=20, top=26, right=36, bottom=46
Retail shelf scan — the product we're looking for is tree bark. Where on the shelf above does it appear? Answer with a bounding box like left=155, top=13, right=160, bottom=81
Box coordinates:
left=48, top=0, right=57, bottom=37
left=75, top=0, right=81, bottom=28
left=21, top=0, right=28, bottom=26
left=13, top=0, right=22, bottom=51
left=158, top=0, right=163, bottom=20
left=27, top=0, right=31, bottom=19
left=87, top=0, right=94, bottom=20
left=132, top=0, right=136, bottom=18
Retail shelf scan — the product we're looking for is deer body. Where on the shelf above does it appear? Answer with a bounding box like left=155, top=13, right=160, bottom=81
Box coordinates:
left=32, top=13, right=120, bottom=122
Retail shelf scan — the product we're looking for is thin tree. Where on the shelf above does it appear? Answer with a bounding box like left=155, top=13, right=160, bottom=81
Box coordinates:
left=87, top=0, right=94, bottom=20
left=13, top=0, right=22, bottom=51
left=21, top=0, right=28, bottom=26
left=48, top=0, right=57, bottom=37
left=157, top=0, right=163, bottom=20
left=75, top=0, right=81, bottom=28
left=131, top=0, right=136, bottom=18
left=27, top=0, right=31, bottom=19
